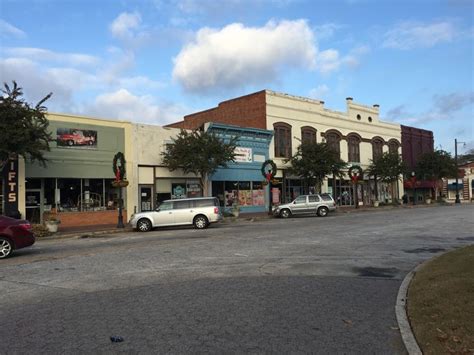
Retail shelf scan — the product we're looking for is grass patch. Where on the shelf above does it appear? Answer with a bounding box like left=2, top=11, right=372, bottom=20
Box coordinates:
left=407, top=245, right=474, bottom=354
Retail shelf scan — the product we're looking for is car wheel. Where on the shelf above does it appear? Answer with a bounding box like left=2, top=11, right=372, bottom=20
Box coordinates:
left=0, top=237, right=13, bottom=259
left=88, top=141, right=93, bottom=145
left=67, top=140, right=74, bottom=146
left=280, top=209, right=291, bottom=218
left=317, top=206, right=329, bottom=217
left=137, top=218, right=152, bottom=232
left=193, top=215, right=208, bottom=229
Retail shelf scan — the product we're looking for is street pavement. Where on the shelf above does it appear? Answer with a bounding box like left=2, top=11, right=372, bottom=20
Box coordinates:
left=1, top=204, right=473, bottom=354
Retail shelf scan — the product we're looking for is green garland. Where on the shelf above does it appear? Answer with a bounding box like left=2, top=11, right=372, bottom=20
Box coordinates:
left=261, top=159, right=277, bottom=180
left=113, top=152, right=126, bottom=181
left=348, top=165, right=363, bottom=182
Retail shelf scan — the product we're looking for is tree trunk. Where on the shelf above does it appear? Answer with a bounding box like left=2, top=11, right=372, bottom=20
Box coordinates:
left=200, top=174, right=209, bottom=197
left=374, top=175, right=378, bottom=200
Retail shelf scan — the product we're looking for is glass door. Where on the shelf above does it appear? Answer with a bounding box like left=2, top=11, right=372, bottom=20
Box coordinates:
left=139, top=185, right=153, bottom=212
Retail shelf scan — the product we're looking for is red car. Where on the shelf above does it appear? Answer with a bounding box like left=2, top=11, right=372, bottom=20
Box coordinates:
left=0, top=216, right=35, bottom=259
left=58, top=130, right=95, bottom=146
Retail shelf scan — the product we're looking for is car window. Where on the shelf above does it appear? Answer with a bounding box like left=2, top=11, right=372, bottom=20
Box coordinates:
left=174, top=200, right=191, bottom=209
left=320, top=194, right=333, bottom=201
left=194, top=199, right=213, bottom=207
left=294, top=196, right=307, bottom=204
left=308, top=195, right=320, bottom=203
left=159, top=201, right=173, bottom=211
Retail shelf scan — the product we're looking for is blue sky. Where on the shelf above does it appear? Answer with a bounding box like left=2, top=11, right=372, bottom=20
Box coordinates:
left=1, top=0, right=473, bottom=154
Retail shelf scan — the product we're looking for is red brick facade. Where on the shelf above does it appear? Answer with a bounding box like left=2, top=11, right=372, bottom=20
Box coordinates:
left=401, top=125, right=434, bottom=170
left=166, top=90, right=267, bottom=130
left=55, top=210, right=127, bottom=229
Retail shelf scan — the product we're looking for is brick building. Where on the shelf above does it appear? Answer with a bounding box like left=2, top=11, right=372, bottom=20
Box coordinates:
left=168, top=89, right=403, bottom=205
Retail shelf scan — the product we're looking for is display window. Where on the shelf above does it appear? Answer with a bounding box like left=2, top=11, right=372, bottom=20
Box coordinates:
left=213, top=181, right=265, bottom=207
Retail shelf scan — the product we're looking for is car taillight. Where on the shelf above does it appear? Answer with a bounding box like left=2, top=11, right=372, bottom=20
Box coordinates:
left=214, top=207, right=219, bottom=214
left=19, top=223, right=32, bottom=231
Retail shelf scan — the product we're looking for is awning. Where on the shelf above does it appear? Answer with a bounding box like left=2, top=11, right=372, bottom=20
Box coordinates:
left=448, top=182, right=463, bottom=190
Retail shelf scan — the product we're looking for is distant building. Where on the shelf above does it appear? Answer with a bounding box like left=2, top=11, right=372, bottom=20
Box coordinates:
left=168, top=89, right=403, bottom=205
left=401, top=125, right=435, bottom=203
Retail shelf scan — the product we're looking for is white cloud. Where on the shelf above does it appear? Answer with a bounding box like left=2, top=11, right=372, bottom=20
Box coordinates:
left=0, top=20, right=26, bottom=38
left=110, top=12, right=142, bottom=40
left=309, top=84, right=329, bottom=99
left=172, top=20, right=317, bottom=93
left=83, top=89, right=186, bottom=124
left=316, top=45, right=370, bottom=74
left=313, top=23, right=344, bottom=41
left=383, top=21, right=458, bottom=50
left=5, top=47, right=98, bottom=66
left=0, top=58, right=75, bottom=105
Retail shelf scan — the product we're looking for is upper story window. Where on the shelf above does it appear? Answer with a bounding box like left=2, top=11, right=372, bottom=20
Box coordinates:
left=347, top=134, right=361, bottom=162
left=301, top=126, right=317, bottom=144
left=372, top=138, right=384, bottom=161
left=388, top=139, right=400, bottom=154
left=325, top=131, right=341, bottom=157
left=274, top=122, right=292, bottom=158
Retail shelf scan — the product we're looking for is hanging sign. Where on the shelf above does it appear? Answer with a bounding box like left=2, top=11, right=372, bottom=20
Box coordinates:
left=2, top=158, right=19, bottom=217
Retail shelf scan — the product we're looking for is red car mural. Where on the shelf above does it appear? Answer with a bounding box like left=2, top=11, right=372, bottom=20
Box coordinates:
left=57, top=129, right=96, bottom=147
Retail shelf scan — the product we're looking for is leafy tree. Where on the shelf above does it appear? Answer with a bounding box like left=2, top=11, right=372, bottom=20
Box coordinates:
left=367, top=152, right=406, bottom=200
left=161, top=129, right=238, bottom=196
left=0, top=81, right=52, bottom=170
left=286, top=142, right=345, bottom=193
left=415, top=149, right=458, bottom=198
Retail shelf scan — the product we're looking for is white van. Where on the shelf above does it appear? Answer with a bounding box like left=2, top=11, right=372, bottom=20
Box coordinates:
left=130, top=197, right=222, bottom=232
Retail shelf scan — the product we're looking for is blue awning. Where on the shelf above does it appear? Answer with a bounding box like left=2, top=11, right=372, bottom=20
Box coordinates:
left=448, top=182, right=463, bottom=190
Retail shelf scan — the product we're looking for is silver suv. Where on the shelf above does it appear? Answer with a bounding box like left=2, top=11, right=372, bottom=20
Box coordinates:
left=273, top=194, right=336, bottom=218
left=130, top=197, right=222, bottom=232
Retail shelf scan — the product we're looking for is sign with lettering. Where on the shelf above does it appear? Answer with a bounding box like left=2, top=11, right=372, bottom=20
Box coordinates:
left=234, top=147, right=252, bottom=163
left=2, top=158, right=19, bottom=217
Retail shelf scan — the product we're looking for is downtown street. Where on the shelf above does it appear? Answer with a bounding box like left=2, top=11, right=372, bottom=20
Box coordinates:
left=1, top=204, right=473, bottom=354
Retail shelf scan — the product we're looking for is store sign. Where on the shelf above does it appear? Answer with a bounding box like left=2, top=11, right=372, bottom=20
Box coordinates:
left=172, top=184, right=186, bottom=199
left=57, top=128, right=98, bottom=149
left=2, top=158, right=19, bottom=216
left=234, top=147, right=252, bottom=163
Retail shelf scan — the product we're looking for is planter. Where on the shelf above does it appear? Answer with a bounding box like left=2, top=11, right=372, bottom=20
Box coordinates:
left=112, top=180, right=129, bottom=188
left=425, top=198, right=431, bottom=204
left=45, top=220, right=60, bottom=233
left=373, top=201, right=379, bottom=207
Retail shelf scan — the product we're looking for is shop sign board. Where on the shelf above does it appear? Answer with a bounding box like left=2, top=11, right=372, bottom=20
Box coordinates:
left=57, top=128, right=98, bottom=149
left=2, top=158, right=19, bottom=217
left=234, top=147, right=252, bottom=163
left=172, top=184, right=186, bottom=199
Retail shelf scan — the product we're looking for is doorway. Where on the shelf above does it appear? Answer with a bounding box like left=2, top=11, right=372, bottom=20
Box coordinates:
left=139, top=185, right=153, bottom=212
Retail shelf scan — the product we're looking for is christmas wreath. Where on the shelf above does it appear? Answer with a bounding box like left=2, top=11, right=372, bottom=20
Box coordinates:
left=261, top=160, right=277, bottom=182
left=113, top=152, right=126, bottom=181
left=348, top=165, right=363, bottom=183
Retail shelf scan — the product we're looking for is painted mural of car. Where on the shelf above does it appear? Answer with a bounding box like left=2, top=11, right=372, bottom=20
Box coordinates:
left=57, top=130, right=95, bottom=146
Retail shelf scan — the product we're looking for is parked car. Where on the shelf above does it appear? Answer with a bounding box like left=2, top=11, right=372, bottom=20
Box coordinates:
left=130, top=197, right=222, bottom=232
left=273, top=194, right=336, bottom=218
left=0, top=216, right=35, bottom=259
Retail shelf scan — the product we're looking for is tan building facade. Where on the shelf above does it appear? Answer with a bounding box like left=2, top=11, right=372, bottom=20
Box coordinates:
left=168, top=90, right=404, bottom=205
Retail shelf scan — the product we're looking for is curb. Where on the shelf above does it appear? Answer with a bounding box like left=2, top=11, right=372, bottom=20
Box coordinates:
left=395, top=263, right=425, bottom=355
left=38, top=227, right=133, bottom=241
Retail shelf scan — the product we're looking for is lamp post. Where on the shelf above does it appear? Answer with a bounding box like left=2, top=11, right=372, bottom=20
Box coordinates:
left=411, top=172, right=416, bottom=205
left=454, top=139, right=467, bottom=204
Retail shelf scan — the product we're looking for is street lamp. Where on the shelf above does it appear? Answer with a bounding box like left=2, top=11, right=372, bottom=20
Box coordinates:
left=454, top=139, right=466, bottom=204
left=411, top=171, right=416, bottom=205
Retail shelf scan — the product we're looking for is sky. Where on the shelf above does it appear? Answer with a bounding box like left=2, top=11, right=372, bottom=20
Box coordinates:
left=0, top=0, right=473, bottom=155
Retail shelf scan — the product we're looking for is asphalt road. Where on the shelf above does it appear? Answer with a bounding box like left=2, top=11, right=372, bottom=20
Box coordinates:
left=1, top=204, right=473, bottom=354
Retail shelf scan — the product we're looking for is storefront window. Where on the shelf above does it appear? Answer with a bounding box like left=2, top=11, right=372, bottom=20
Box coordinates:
left=213, top=181, right=265, bottom=207
left=58, top=178, right=81, bottom=212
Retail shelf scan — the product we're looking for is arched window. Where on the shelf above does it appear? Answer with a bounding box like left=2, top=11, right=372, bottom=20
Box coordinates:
left=301, top=126, right=317, bottom=144
left=388, top=139, right=400, bottom=154
left=274, top=122, right=292, bottom=158
left=347, top=134, right=361, bottom=162
left=325, top=130, right=341, bottom=158
left=372, top=137, right=384, bottom=161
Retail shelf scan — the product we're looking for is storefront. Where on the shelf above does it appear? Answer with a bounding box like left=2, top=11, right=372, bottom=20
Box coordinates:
left=24, top=113, right=132, bottom=227
left=207, top=123, right=273, bottom=213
